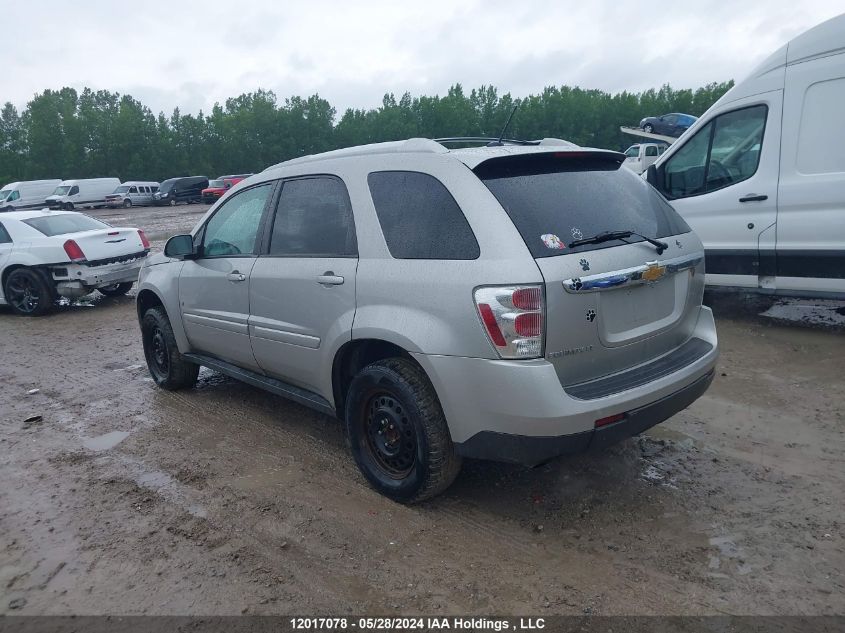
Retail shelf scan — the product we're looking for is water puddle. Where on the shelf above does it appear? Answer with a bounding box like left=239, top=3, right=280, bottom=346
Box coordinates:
left=83, top=430, right=130, bottom=452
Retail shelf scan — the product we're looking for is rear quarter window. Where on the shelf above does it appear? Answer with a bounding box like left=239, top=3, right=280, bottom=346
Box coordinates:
left=368, top=171, right=480, bottom=260
left=476, top=154, right=690, bottom=257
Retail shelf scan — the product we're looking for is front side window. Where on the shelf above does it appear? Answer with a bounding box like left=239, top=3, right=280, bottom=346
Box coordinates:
left=624, top=146, right=640, bottom=158
left=663, top=105, right=767, bottom=198
left=7, top=190, right=20, bottom=202
left=368, top=171, right=480, bottom=260
left=69, top=186, right=79, bottom=195
left=269, top=177, right=357, bottom=257
left=129, top=186, right=138, bottom=194
left=201, top=183, right=272, bottom=257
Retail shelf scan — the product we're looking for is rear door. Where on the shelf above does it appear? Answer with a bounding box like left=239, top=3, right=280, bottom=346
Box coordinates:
left=658, top=96, right=779, bottom=288
left=776, top=54, right=845, bottom=294
left=179, top=182, right=274, bottom=370
left=476, top=153, right=703, bottom=386
left=248, top=176, right=358, bottom=395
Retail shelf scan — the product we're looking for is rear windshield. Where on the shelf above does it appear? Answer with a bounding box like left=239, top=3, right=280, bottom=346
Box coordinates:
left=22, top=213, right=109, bottom=237
left=477, top=154, right=690, bottom=257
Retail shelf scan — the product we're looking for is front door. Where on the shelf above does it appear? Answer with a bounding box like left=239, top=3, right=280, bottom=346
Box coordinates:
left=179, top=182, right=274, bottom=370
left=249, top=175, right=358, bottom=398
left=659, top=94, right=780, bottom=288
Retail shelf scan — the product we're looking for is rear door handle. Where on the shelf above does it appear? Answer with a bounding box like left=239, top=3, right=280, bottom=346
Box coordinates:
left=739, top=194, right=768, bottom=202
left=316, top=272, right=344, bottom=286
left=227, top=271, right=246, bottom=282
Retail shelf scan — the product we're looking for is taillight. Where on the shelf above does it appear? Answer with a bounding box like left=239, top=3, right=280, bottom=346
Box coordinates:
left=138, top=230, right=150, bottom=249
left=595, top=413, right=626, bottom=428
left=63, top=239, right=86, bottom=262
left=474, top=285, right=545, bottom=359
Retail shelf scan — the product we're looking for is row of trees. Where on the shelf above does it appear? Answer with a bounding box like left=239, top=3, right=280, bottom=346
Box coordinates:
left=0, top=81, right=733, bottom=185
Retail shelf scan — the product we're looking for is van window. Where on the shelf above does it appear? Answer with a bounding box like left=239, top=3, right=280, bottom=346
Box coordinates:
left=797, top=77, right=845, bottom=174
left=69, top=185, right=79, bottom=195
left=129, top=186, right=138, bottom=194
left=7, top=190, right=20, bottom=202
left=368, top=171, right=480, bottom=260
left=663, top=105, right=767, bottom=198
left=0, top=222, right=11, bottom=244
left=624, top=146, right=640, bottom=158
left=269, top=177, right=357, bottom=257
left=477, top=154, right=690, bottom=258
left=201, top=184, right=271, bottom=257
left=645, top=145, right=658, bottom=157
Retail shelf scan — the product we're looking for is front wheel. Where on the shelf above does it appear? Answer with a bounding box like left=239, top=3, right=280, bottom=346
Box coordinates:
left=345, top=358, right=461, bottom=503
left=62, top=202, right=74, bottom=211
left=123, top=199, right=132, bottom=208
left=99, top=282, right=133, bottom=297
left=141, top=306, right=199, bottom=390
left=643, top=124, right=654, bottom=133
left=4, top=268, right=55, bottom=316
left=169, top=198, right=177, bottom=206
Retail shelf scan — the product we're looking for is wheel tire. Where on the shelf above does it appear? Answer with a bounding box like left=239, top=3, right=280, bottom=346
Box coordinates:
left=345, top=357, right=461, bottom=503
left=141, top=306, right=199, bottom=390
left=3, top=268, right=55, bottom=317
left=169, top=198, right=177, bottom=206
left=123, top=199, right=132, bottom=208
left=99, top=282, right=133, bottom=297
left=643, top=124, right=654, bottom=133
left=62, top=202, right=74, bottom=211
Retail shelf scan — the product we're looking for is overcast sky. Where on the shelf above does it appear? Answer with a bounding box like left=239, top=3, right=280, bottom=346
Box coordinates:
left=4, top=1, right=843, bottom=116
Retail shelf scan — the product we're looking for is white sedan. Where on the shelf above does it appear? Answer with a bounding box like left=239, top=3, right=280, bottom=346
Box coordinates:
left=0, top=209, right=150, bottom=316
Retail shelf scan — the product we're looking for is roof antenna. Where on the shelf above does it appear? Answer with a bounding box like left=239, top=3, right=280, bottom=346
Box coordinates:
left=489, top=104, right=519, bottom=147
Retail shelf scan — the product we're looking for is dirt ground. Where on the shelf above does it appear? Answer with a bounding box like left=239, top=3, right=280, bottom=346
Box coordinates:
left=0, top=205, right=843, bottom=616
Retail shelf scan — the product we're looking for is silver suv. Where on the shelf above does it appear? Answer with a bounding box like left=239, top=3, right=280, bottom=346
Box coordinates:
left=137, top=138, right=718, bottom=503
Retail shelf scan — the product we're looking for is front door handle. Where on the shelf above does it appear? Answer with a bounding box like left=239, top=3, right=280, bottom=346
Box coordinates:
left=739, top=194, right=768, bottom=203
left=227, top=271, right=246, bottom=282
left=316, top=272, right=344, bottom=286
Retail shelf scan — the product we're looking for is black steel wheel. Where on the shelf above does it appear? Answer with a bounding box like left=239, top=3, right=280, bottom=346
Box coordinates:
left=141, top=306, right=199, bottom=390
left=4, top=268, right=55, bottom=317
left=345, top=358, right=461, bottom=503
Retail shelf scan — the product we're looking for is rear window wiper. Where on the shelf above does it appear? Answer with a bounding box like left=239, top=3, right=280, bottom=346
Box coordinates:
left=569, top=230, right=668, bottom=254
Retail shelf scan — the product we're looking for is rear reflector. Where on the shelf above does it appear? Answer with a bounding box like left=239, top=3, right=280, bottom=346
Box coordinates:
left=595, top=413, right=626, bottom=428
left=63, top=239, right=86, bottom=262
left=138, top=230, right=150, bottom=249
left=477, top=303, right=507, bottom=347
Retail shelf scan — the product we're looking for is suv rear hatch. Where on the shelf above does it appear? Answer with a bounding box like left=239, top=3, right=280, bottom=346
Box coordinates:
left=474, top=150, right=706, bottom=390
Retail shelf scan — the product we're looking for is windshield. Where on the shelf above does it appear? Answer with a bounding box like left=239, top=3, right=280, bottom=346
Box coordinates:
left=113, top=185, right=131, bottom=194
left=159, top=179, right=177, bottom=192
left=477, top=154, right=690, bottom=257
left=22, top=213, right=110, bottom=237
left=52, top=186, right=72, bottom=195
left=208, top=179, right=225, bottom=188
left=0, top=189, right=10, bottom=201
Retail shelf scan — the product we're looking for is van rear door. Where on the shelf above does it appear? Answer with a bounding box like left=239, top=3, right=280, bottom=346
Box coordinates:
left=476, top=151, right=707, bottom=388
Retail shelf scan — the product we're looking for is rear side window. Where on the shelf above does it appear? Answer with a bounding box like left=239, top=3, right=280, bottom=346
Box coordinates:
left=368, top=171, right=479, bottom=260
left=0, top=222, right=11, bottom=244
left=22, top=213, right=109, bottom=236
left=269, top=177, right=357, bottom=257
left=477, top=154, right=690, bottom=257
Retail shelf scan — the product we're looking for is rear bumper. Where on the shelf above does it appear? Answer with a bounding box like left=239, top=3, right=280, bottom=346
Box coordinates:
left=456, top=370, right=714, bottom=465
left=412, top=305, right=718, bottom=466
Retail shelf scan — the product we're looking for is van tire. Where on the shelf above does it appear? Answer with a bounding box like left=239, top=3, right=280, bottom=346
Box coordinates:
left=169, top=199, right=177, bottom=206
left=123, top=199, right=132, bottom=208
left=141, top=306, right=199, bottom=390
left=63, top=202, right=74, bottom=211
left=345, top=357, right=461, bottom=503
left=4, top=268, right=55, bottom=317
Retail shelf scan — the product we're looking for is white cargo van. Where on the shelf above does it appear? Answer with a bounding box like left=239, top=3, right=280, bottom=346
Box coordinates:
left=45, top=178, right=122, bottom=210
left=622, top=143, right=668, bottom=174
left=647, top=13, right=845, bottom=298
left=0, top=180, right=62, bottom=212
left=104, top=181, right=160, bottom=208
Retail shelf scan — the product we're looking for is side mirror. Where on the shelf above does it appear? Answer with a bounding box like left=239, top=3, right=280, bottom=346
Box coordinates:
left=164, top=234, right=195, bottom=258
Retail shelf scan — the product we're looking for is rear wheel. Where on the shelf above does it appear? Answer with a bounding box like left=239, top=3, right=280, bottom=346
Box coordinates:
left=123, top=199, right=132, bottom=208
left=345, top=358, right=461, bottom=503
left=99, top=282, right=133, bottom=297
left=4, top=268, right=55, bottom=317
left=141, top=306, right=199, bottom=390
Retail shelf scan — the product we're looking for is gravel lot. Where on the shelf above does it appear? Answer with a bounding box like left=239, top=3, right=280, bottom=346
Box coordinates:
left=0, top=205, right=843, bottom=616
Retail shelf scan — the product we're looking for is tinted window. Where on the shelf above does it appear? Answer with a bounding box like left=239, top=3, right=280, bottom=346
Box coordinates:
left=0, top=222, right=11, bottom=244
left=368, top=171, right=479, bottom=260
left=269, top=177, right=356, bottom=257
left=202, top=184, right=271, bottom=257
left=664, top=105, right=766, bottom=198
left=23, top=213, right=109, bottom=236
left=477, top=155, right=690, bottom=258
left=8, top=190, right=20, bottom=201
left=129, top=186, right=138, bottom=194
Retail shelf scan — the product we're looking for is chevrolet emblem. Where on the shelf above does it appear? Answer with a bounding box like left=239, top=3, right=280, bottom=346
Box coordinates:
left=641, top=262, right=666, bottom=282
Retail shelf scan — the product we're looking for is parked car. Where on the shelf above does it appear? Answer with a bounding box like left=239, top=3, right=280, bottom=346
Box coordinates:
left=0, top=209, right=150, bottom=315
left=153, top=176, right=209, bottom=206
left=622, top=143, right=668, bottom=174
left=646, top=13, right=845, bottom=298
left=0, top=180, right=62, bottom=212
left=46, top=178, right=122, bottom=210
left=201, top=175, right=250, bottom=203
left=136, top=137, right=718, bottom=503
left=105, top=181, right=160, bottom=208
left=639, top=113, right=697, bottom=137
